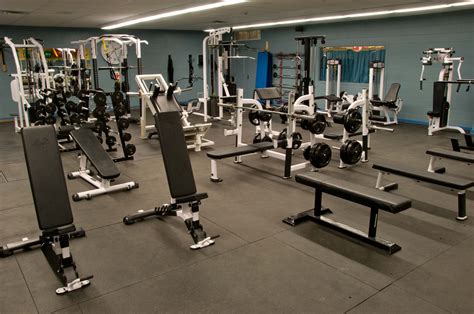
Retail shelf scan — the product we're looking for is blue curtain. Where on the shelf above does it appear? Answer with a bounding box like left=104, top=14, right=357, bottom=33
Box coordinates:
left=320, top=48, right=385, bottom=83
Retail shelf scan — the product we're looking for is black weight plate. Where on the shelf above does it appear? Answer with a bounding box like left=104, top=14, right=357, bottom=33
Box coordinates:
left=45, top=103, right=56, bottom=114
left=122, top=132, right=132, bottom=142
left=279, top=104, right=288, bottom=122
left=124, top=144, right=136, bottom=156
left=92, top=107, right=106, bottom=119
left=248, top=108, right=260, bottom=126
left=94, top=92, right=107, bottom=105
left=258, top=111, right=272, bottom=122
left=253, top=133, right=262, bottom=144
left=105, top=136, right=117, bottom=146
left=117, top=118, right=130, bottom=130
left=45, top=115, right=57, bottom=125
left=344, top=109, right=362, bottom=133
left=308, top=115, right=326, bottom=135
left=112, top=91, right=124, bottom=103
left=114, top=104, right=127, bottom=117
left=66, top=101, right=77, bottom=112
left=292, top=132, right=303, bottom=149
left=305, top=143, right=332, bottom=168
left=340, top=140, right=362, bottom=165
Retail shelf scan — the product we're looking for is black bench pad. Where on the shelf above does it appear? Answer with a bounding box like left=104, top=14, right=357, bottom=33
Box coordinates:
left=22, top=126, right=74, bottom=230
left=296, top=172, right=411, bottom=213
left=207, top=142, right=274, bottom=160
left=70, top=129, right=120, bottom=179
left=427, top=148, right=474, bottom=163
left=373, top=163, right=474, bottom=190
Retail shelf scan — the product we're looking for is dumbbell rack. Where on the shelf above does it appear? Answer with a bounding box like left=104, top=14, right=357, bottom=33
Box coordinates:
left=273, top=53, right=301, bottom=99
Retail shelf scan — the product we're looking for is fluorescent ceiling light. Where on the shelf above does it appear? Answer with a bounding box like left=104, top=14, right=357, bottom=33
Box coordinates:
left=102, top=0, right=246, bottom=30
left=231, top=1, right=474, bottom=30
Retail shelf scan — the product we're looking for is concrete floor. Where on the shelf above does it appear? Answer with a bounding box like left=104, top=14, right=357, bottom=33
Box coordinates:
left=0, top=111, right=473, bottom=313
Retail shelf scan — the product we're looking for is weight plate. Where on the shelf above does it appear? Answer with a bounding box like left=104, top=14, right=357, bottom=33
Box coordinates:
left=304, top=143, right=332, bottom=168
left=344, top=109, right=362, bottom=133
left=117, top=118, right=130, bottom=130
left=112, top=91, right=124, bottom=103
left=105, top=136, right=117, bottom=147
left=122, top=132, right=132, bottom=142
left=66, top=101, right=77, bottom=112
left=114, top=104, right=127, bottom=117
left=248, top=107, right=260, bottom=126
left=124, top=144, right=136, bottom=156
left=340, top=140, right=362, bottom=165
left=308, top=115, right=327, bottom=135
left=93, top=92, right=107, bottom=106
left=291, top=132, right=303, bottom=149
left=279, top=104, right=288, bottom=123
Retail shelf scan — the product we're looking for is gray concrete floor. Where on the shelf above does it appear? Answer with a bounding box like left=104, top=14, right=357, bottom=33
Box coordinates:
left=0, top=110, right=473, bottom=313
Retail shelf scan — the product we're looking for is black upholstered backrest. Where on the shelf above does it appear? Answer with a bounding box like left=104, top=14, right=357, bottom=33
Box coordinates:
left=21, top=126, right=73, bottom=230
left=384, top=83, right=401, bottom=102
left=432, top=82, right=447, bottom=114
left=154, top=111, right=197, bottom=198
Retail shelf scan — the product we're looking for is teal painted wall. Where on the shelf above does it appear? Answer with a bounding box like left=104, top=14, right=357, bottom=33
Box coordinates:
left=233, top=10, right=474, bottom=130
left=0, top=26, right=204, bottom=120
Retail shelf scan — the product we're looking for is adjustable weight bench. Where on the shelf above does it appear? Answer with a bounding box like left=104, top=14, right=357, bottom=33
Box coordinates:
left=426, top=148, right=474, bottom=174
left=0, top=126, right=92, bottom=295
left=207, top=142, right=275, bottom=182
left=373, top=163, right=473, bottom=221
left=123, top=111, right=215, bottom=249
left=68, top=128, right=138, bottom=201
left=283, top=172, right=411, bottom=254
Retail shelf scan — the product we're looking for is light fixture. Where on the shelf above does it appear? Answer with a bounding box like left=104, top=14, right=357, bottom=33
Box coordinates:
left=102, top=0, right=246, bottom=30
left=230, top=1, right=474, bottom=30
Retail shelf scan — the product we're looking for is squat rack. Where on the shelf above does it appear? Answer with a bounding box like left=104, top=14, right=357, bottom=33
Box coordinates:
left=3, top=37, right=52, bottom=132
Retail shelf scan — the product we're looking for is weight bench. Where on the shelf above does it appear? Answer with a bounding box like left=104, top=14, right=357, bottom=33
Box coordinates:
left=451, top=134, right=474, bottom=152
left=207, top=141, right=275, bottom=182
left=123, top=111, right=215, bottom=249
left=283, top=172, right=411, bottom=254
left=373, top=163, right=473, bottom=221
left=426, top=148, right=474, bottom=174
left=0, top=126, right=92, bottom=295
left=68, top=128, right=138, bottom=201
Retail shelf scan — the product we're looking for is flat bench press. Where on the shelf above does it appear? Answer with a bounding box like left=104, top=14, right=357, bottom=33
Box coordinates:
left=426, top=148, right=474, bottom=174
left=207, top=142, right=275, bottom=182
left=0, top=126, right=92, bottom=295
left=123, top=111, right=215, bottom=249
left=68, top=128, right=138, bottom=201
left=283, top=172, right=411, bottom=254
left=373, top=163, right=473, bottom=221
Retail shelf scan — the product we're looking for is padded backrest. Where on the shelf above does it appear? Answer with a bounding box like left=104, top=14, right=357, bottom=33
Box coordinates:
left=70, top=128, right=120, bottom=179
left=155, top=94, right=182, bottom=113
left=21, top=126, right=73, bottom=230
left=154, top=111, right=197, bottom=198
left=255, top=87, right=281, bottom=100
left=383, top=83, right=401, bottom=102
left=432, top=81, right=447, bottom=114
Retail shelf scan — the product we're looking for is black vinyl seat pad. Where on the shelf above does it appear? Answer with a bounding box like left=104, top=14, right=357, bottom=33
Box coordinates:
left=21, top=126, right=74, bottom=230
left=207, top=142, right=274, bottom=160
left=296, top=172, right=411, bottom=213
left=426, top=148, right=474, bottom=163
left=373, top=163, right=474, bottom=190
left=154, top=111, right=198, bottom=198
left=70, top=129, right=120, bottom=179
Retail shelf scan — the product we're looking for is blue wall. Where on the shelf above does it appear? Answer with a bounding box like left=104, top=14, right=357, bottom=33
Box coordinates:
left=233, top=10, right=474, bottom=130
left=0, top=26, right=204, bottom=120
